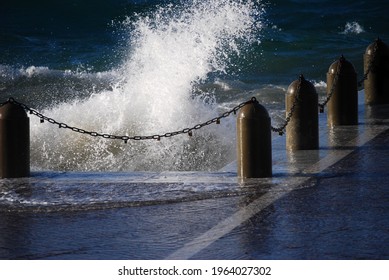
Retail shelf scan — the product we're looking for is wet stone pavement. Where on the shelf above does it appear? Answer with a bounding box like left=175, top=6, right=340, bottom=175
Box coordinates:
left=195, top=129, right=389, bottom=259
left=0, top=103, right=388, bottom=260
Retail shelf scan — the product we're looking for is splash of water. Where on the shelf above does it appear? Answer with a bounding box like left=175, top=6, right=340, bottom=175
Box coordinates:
left=30, top=0, right=264, bottom=172
left=341, top=21, right=364, bottom=34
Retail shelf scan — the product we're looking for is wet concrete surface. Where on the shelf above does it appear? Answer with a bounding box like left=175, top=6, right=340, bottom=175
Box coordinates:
left=0, top=103, right=388, bottom=260
left=193, top=129, right=389, bottom=259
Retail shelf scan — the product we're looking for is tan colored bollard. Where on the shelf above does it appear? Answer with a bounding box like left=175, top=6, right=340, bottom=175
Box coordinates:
left=237, top=99, right=272, bottom=178
left=327, top=55, right=358, bottom=127
left=364, top=38, right=389, bottom=105
left=286, top=75, right=319, bottom=151
left=0, top=100, right=30, bottom=178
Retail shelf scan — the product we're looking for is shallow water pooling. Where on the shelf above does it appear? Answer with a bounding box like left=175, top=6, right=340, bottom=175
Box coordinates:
left=0, top=172, right=247, bottom=212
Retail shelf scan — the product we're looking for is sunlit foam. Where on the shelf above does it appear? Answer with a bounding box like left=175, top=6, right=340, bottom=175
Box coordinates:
left=30, top=0, right=264, bottom=172
left=340, top=21, right=364, bottom=34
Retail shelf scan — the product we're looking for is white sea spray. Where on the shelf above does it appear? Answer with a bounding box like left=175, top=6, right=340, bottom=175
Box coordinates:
left=30, top=0, right=264, bottom=172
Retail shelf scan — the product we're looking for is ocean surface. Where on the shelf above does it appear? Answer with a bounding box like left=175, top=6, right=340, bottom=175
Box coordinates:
left=1, top=0, right=388, bottom=172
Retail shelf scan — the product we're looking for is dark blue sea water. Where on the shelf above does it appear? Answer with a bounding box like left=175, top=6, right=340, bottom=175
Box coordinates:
left=1, top=0, right=388, bottom=172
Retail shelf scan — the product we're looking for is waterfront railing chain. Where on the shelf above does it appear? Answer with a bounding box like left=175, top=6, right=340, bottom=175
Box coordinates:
left=3, top=97, right=261, bottom=143
left=0, top=41, right=380, bottom=142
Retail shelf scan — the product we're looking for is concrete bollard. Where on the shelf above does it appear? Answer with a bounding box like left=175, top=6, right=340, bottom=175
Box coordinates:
left=364, top=38, right=389, bottom=105
left=286, top=75, right=319, bottom=151
left=327, top=55, right=358, bottom=127
left=237, top=99, right=272, bottom=178
left=0, top=101, right=30, bottom=178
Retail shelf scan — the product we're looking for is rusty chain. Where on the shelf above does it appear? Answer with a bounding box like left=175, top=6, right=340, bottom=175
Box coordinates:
left=3, top=97, right=258, bottom=143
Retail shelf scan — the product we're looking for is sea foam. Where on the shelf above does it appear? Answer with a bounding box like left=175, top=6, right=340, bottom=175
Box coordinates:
left=30, top=0, right=264, bottom=172
left=340, top=21, right=364, bottom=34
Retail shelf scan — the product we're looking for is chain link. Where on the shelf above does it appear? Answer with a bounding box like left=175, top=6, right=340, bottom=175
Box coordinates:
left=318, top=56, right=343, bottom=113
left=3, top=97, right=257, bottom=143
left=270, top=75, right=302, bottom=136
left=317, top=42, right=378, bottom=113
left=357, top=39, right=378, bottom=88
left=3, top=43, right=379, bottom=143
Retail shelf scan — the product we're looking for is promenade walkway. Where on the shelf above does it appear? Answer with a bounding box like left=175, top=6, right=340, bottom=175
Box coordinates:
left=0, top=97, right=388, bottom=260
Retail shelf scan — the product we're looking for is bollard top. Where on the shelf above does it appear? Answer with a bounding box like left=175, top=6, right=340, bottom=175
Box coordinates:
left=237, top=100, right=270, bottom=120
left=286, top=74, right=316, bottom=97
left=328, top=55, right=356, bottom=76
left=365, top=37, right=389, bottom=57
left=0, top=102, right=28, bottom=120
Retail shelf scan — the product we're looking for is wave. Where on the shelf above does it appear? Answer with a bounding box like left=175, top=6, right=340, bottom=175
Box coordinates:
left=24, top=0, right=264, bottom=172
left=340, top=21, right=365, bottom=35
left=0, top=65, right=118, bottom=109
